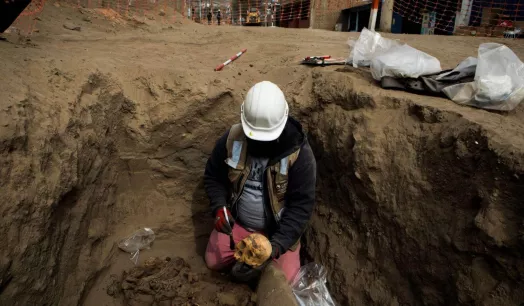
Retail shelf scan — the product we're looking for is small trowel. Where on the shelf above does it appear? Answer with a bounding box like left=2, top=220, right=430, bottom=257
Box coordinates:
left=223, top=206, right=236, bottom=250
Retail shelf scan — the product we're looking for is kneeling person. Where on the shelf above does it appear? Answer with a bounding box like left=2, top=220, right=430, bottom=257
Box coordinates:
left=203, top=81, right=317, bottom=282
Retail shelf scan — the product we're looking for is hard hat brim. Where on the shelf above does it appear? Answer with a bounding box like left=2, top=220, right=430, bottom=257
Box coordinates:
left=241, top=114, right=288, bottom=141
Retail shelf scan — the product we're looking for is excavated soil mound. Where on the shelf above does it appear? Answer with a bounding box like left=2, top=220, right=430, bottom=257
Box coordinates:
left=112, top=256, right=198, bottom=305
left=1, top=2, right=524, bottom=306
left=107, top=256, right=254, bottom=305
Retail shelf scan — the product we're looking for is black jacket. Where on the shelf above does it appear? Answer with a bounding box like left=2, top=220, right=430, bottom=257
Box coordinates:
left=204, top=117, right=317, bottom=253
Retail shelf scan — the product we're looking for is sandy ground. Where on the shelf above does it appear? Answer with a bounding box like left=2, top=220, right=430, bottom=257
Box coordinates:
left=1, top=2, right=524, bottom=306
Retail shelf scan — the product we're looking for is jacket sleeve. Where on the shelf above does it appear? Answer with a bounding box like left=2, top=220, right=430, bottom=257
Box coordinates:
left=271, top=140, right=317, bottom=252
left=204, top=130, right=231, bottom=215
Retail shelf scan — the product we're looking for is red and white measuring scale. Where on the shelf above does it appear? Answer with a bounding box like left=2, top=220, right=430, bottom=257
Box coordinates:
left=215, top=49, right=248, bottom=71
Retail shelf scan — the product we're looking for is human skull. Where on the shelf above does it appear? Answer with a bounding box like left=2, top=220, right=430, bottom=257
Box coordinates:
left=234, top=233, right=272, bottom=267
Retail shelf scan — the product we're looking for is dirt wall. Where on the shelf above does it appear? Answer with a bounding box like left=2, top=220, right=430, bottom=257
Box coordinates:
left=300, top=70, right=524, bottom=305
left=0, top=66, right=242, bottom=305
left=0, top=72, right=125, bottom=304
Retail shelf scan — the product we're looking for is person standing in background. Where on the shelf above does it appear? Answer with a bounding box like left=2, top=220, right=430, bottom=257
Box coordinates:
left=217, top=9, right=222, bottom=26
left=207, top=11, right=212, bottom=25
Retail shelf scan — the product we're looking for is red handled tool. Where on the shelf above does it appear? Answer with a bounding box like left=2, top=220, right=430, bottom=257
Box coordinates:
left=304, top=55, right=331, bottom=60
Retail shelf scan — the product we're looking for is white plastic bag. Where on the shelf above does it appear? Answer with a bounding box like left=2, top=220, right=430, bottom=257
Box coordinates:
left=348, top=28, right=401, bottom=67
left=443, top=43, right=524, bottom=111
left=291, top=263, right=336, bottom=306
left=370, top=44, right=442, bottom=80
left=118, top=227, right=155, bottom=264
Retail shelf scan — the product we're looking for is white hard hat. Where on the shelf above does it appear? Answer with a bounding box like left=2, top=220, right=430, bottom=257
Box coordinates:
left=241, top=81, right=289, bottom=141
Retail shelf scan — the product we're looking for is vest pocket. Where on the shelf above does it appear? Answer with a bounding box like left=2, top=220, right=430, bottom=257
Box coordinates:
left=273, top=168, right=288, bottom=202
left=275, top=181, right=287, bottom=203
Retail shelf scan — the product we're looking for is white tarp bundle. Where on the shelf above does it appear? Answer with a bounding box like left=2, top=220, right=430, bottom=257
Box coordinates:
left=347, top=31, right=524, bottom=111
left=370, top=44, right=442, bottom=80
left=348, top=28, right=402, bottom=68
left=442, top=43, right=524, bottom=111
left=348, top=28, right=442, bottom=81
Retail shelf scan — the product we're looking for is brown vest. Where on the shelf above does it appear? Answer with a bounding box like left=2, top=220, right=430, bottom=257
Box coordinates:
left=225, top=124, right=301, bottom=250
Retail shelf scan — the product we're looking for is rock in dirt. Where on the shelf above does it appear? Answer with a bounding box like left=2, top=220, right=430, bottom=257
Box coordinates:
left=106, top=274, right=121, bottom=297
left=159, top=9, right=166, bottom=16
left=63, top=23, right=81, bottom=31
left=216, top=292, right=239, bottom=305
left=257, top=263, right=297, bottom=306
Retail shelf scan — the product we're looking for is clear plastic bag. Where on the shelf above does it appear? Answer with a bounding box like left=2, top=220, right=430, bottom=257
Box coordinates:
left=443, top=43, right=524, bottom=111
left=118, top=227, right=155, bottom=264
left=435, top=57, right=478, bottom=81
left=370, top=44, right=442, bottom=80
left=291, top=263, right=336, bottom=306
left=348, top=28, right=401, bottom=67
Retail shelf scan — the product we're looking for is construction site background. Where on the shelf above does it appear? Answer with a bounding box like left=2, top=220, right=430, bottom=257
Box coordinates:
left=10, top=0, right=523, bottom=36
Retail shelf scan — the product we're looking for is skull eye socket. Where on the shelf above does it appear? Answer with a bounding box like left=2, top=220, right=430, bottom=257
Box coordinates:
left=237, top=241, right=246, bottom=250
left=247, top=249, right=254, bottom=258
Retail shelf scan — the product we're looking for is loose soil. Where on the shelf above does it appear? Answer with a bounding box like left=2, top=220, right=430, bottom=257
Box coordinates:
left=1, top=2, right=524, bottom=306
left=106, top=256, right=255, bottom=305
